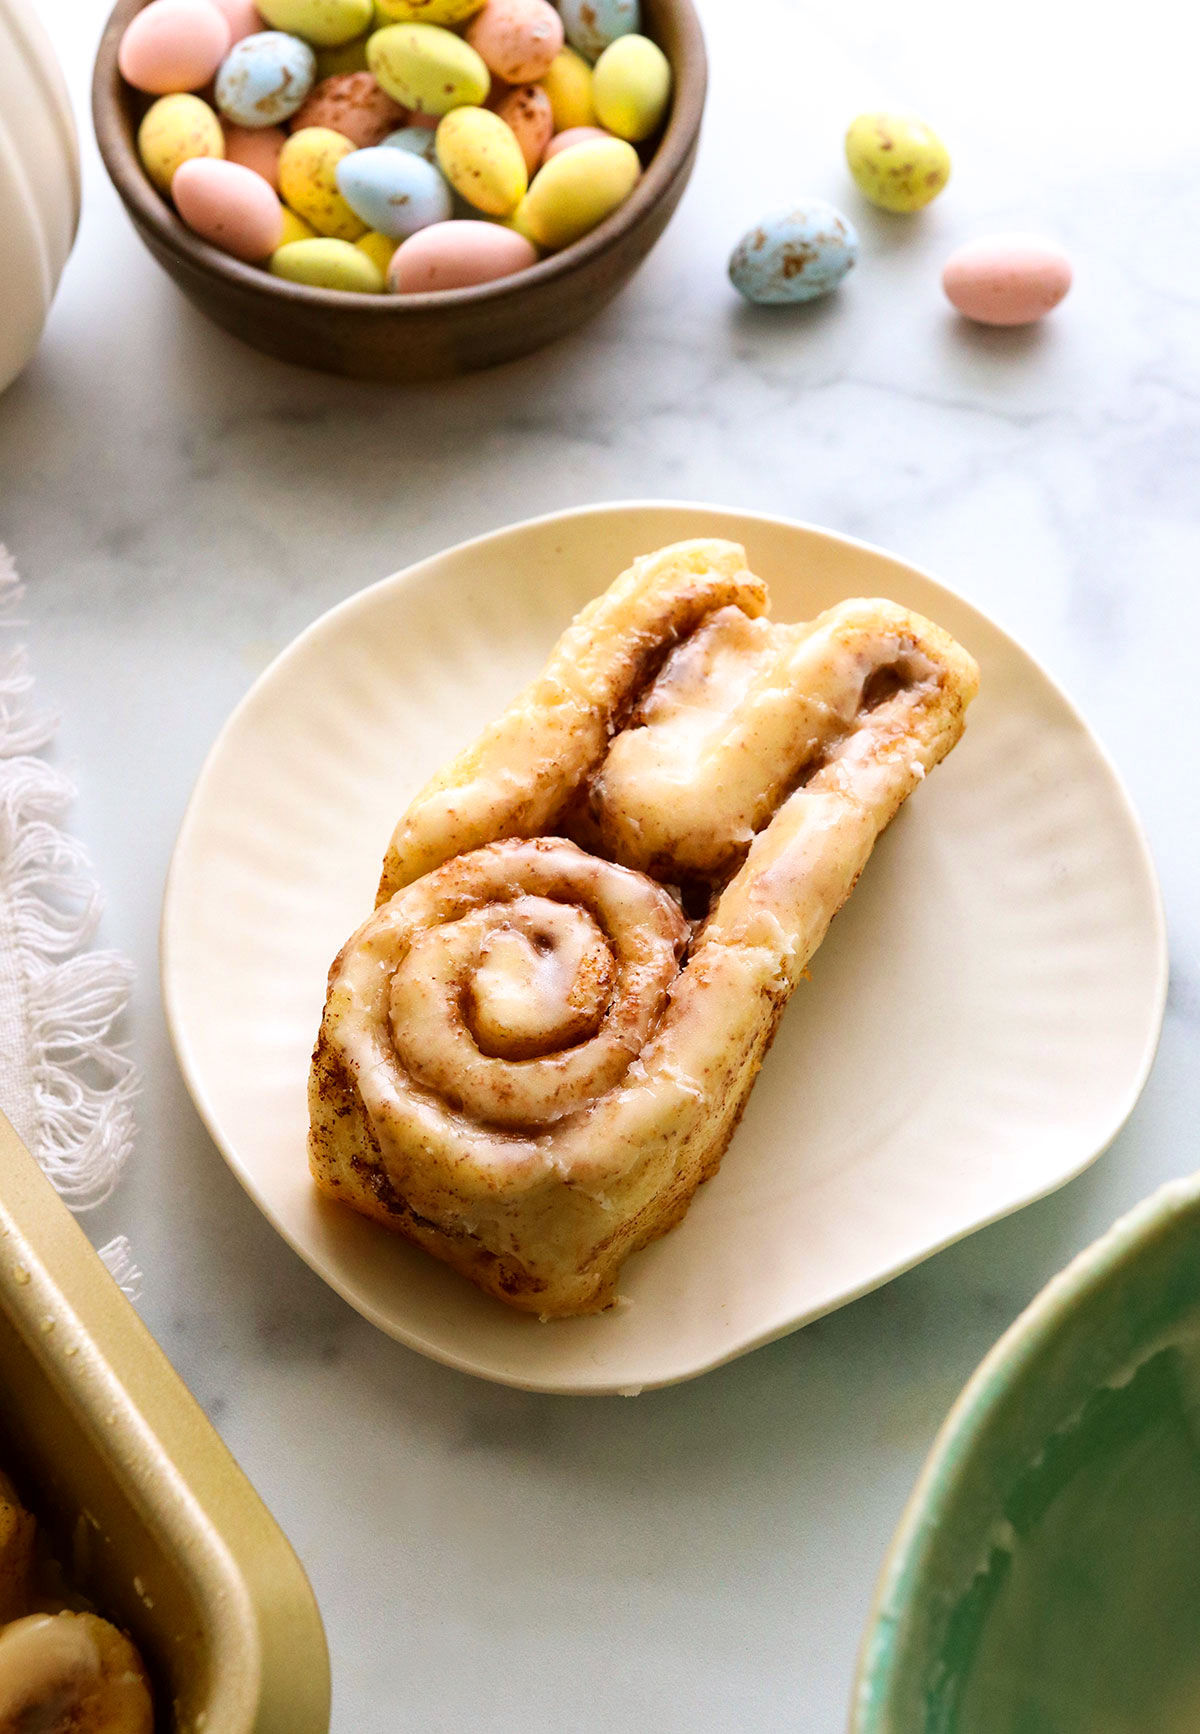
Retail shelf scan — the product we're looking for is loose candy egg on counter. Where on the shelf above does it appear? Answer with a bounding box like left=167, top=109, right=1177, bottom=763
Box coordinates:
left=728, top=201, right=858, bottom=304
left=279, top=204, right=317, bottom=240
left=373, top=0, right=484, bottom=19
left=367, top=22, right=490, bottom=112
left=541, top=123, right=608, bottom=159
left=118, top=0, right=231, bottom=93
left=270, top=234, right=384, bottom=286
left=942, top=234, right=1072, bottom=325
left=336, top=142, right=454, bottom=234
left=278, top=124, right=366, bottom=234
left=591, top=31, right=669, bottom=141
left=493, top=83, right=553, bottom=173
left=172, top=155, right=284, bottom=258
left=845, top=111, right=950, bottom=213
left=436, top=105, right=527, bottom=214
left=137, top=92, right=225, bottom=191
left=256, top=0, right=372, bottom=44
left=290, top=70, right=405, bottom=144
left=223, top=121, right=285, bottom=185
left=211, top=0, right=263, bottom=43
left=560, top=0, right=637, bottom=62
left=215, top=31, right=316, bottom=124
left=355, top=228, right=397, bottom=271
left=465, top=0, right=562, bottom=84
left=387, top=217, right=536, bottom=288
left=380, top=123, right=439, bottom=162
left=515, top=133, right=637, bottom=248
left=538, top=45, right=594, bottom=130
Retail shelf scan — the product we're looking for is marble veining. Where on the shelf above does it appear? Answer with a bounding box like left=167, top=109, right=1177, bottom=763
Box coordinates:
left=1, top=0, right=1198, bottom=1727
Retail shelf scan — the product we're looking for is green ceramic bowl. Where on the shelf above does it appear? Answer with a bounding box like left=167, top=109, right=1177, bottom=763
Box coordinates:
left=853, top=1176, right=1200, bottom=1734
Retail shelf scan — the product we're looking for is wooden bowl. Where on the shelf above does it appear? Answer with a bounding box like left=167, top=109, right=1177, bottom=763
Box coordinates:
left=92, top=0, right=706, bottom=381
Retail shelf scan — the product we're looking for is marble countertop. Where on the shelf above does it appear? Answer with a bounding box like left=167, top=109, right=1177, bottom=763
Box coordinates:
left=3, top=0, right=1198, bottom=1726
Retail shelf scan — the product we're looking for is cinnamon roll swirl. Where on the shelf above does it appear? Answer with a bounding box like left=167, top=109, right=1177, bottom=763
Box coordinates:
left=310, top=539, right=980, bottom=1316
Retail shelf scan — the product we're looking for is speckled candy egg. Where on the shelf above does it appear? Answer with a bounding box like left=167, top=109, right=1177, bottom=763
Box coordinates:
left=270, top=235, right=383, bottom=287
left=538, top=45, right=594, bottom=130
left=255, top=0, right=372, bottom=45
left=215, top=31, right=316, bottom=125
left=367, top=23, right=490, bottom=114
left=289, top=71, right=405, bottom=145
left=845, top=111, right=950, bottom=213
left=493, top=84, right=553, bottom=173
left=222, top=122, right=285, bottom=186
left=137, top=92, right=224, bottom=191
left=336, top=143, right=453, bottom=235
left=728, top=202, right=858, bottom=305
left=942, top=233, right=1072, bottom=326
left=560, top=0, right=637, bottom=62
left=279, top=204, right=317, bottom=241
left=436, top=106, right=527, bottom=214
left=591, top=31, right=669, bottom=141
left=515, top=132, right=637, bottom=248
left=118, top=0, right=231, bottom=93
left=278, top=124, right=366, bottom=234
left=387, top=217, right=536, bottom=289
left=172, top=155, right=284, bottom=258
left=355, top=229, right=397, bottom=272
left=465, top=0, right=563, bottom=83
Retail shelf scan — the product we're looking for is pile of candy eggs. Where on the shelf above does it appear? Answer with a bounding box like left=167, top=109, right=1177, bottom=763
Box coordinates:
left=119, top=0, right=673, bottom=294
left=729, top=109, right=1072, bottom=329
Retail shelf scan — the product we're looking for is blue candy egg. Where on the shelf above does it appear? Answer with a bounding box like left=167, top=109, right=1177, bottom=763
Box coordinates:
left=728, top=202, right=859, bottom=305
left=335, top=145, right=453, bottom=240
left=379, top=126, right=440, bottom=168
left=559, top=0, right=639, bottom=62
left=214, top=31, right=316, bottom=128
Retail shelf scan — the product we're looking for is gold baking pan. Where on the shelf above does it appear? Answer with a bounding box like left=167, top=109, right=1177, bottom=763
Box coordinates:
left=0, top=1112, right=331, bottom=1732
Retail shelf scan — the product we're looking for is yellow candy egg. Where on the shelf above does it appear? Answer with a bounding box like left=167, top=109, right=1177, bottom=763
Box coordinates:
left=137, top=93, right=224, bottom=194
left=270, top=236, right=384, bottom=289
left=256, top=0, right=372, bottom=43
left=355, top=229, right=397, bottom=272
left=279, top=205, right=318, bottom=243
left=436, top=107, right=527, bottom=216
left=373, top=0, right=485, bottom=20
left=515, top=134, right=638, bottom=249
left=844, top=111, right=950, bottom=213
left=537, top=46, right=593, bottom=131
left=591, top=33, right=670, bottom=142
left=278, top=127, right=367, bottom=238
left=367, top=23, right=490, bottom=115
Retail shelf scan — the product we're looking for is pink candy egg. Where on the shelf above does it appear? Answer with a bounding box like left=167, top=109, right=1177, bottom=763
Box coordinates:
left=542, top=124, right=611, bottom=162
left=222, top=123, right=285, bottom=188
left=942, top=234, right=1073, bottom=327
left=209, top=0, right=263, bottom=43
left=388, top=219, right=537, bottom=291
left=465, top=0, right=563, bottom=84
left=118, top=0, right=231, bottom=94
left=493, top=83, right=554, bottom=174
left=172, top=156, right=284, bottom=260
left=289, top=72, right=406, bottom=148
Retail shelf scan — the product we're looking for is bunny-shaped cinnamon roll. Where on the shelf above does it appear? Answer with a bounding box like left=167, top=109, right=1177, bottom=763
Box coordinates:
left=309, top=540, right=979, bottom=1316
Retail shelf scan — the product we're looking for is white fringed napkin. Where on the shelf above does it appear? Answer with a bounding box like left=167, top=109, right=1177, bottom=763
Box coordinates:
left=0, top=549, right=141, bottom=1292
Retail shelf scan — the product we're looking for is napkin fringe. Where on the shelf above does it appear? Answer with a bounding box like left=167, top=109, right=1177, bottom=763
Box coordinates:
left=0, top=551, right=138, bottom=1211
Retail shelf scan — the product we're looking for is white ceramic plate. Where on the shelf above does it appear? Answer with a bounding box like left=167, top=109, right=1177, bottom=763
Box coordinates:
left=162, top=503, right=1167, bottom=1395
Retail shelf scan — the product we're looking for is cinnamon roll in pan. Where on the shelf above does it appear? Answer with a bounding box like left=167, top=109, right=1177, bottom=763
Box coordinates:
left=309, top=539, right=980, bottom=1317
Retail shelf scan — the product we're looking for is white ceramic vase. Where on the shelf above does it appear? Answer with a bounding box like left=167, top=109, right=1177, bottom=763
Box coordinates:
left=0, top=0, right=80, bottom=394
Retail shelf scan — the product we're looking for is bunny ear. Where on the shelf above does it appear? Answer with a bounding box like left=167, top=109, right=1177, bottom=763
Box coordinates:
left=315, top=544, right=979, bottom=1317
left=375, top=538, right=765, bottom=902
